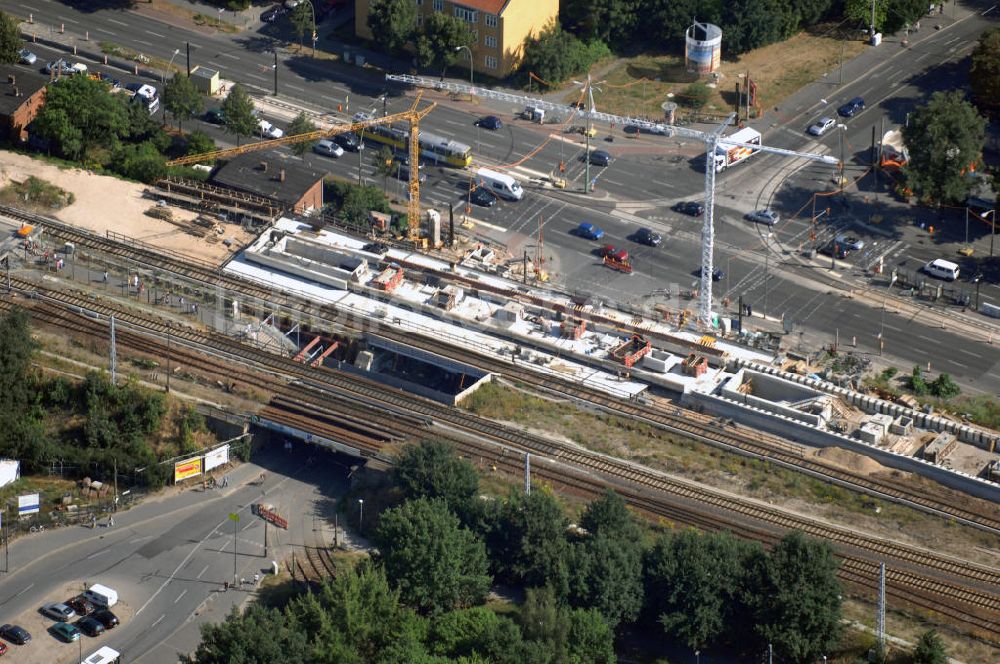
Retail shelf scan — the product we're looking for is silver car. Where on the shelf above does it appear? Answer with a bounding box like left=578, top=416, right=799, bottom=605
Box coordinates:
left=836, top=234, right=864, bottom=250
left=746, top=209, right=780, bottom=226
left=18, top=49, right=37, bottom=65
left=313, top=139, right=344, bottom=158
left=40, top=602, right=77, bottom=622
left=808, top=117, right=836, bottom=136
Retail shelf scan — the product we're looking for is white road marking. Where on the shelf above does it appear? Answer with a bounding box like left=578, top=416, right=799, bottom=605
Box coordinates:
left=882, top=324, right=903, bottom=332
left=135, top=40, right=152, bottom=47
left=196, top=564, right=210, bottom=579
left=107, top=18, right=129, bottom=26
left=58, top=15, right=79, bottom=24
left=245, top=72, right=266, bottom=81
left=94, top=27, right=117, bottom=36
left=151, top=614, right=165, bottom=628
left=917, top=334, right=936, bottom=343
left=20, top=5, right=41, bottom=13
left=958, top=348, right=979, bottom=357
left=286, top=84, right=305, bottom=92
left=219, top=52, right=240, bottom=60
left=14, top=583, right=34, bottom=598
left=174, top=589, right=188, bottom=604
left=128, top=535, right=155, bottom=544
left=146, top=30, right=166, bottom=38
left=86, top=549, right=111, bottom=560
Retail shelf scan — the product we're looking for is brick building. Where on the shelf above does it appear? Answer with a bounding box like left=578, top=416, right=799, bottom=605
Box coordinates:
left=0, top=69, right=49, bottom=142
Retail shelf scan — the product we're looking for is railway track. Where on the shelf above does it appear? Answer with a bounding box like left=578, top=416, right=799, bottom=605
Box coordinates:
left=14, top=205, right=998, bottom=537
left=5, top=279, right=1000, bottom=642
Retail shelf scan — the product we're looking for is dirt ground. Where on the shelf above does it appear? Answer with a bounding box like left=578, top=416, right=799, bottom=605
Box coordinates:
left=0, top=151, right=254, bottom=266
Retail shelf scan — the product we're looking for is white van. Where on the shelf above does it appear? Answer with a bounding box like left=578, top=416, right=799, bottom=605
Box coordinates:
left=924, top=258, right=959, bottom=281
left=476, top=168, right=523, bottom=201
left=82, top=646, right=121, bottom=664
left=83, top=583, right=119, bottom=608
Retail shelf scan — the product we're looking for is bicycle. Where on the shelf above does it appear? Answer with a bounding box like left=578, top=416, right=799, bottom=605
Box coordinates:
left=29, top=524, right=45, bottom=533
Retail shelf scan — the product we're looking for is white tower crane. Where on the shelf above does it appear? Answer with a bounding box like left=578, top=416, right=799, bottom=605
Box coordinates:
left=386, top=74, right=840, bottom=327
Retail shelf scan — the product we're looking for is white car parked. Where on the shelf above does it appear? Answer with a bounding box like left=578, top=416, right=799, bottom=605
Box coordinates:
left=258, top=120, right=284, bottom=139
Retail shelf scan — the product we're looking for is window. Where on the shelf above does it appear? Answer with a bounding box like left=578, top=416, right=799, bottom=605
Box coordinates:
left=485, top=55, right=497, bottom=70
left=454, top=6, right=478, bottom=22
left=484, top=35, right=497, bottom=48
left=415, top=0, right=422, bottom=5
left=433, top=0, right=442, bottom=10
left=484, top=13, right=497, bottom=27
left=416, top=14, right=424, bottom=25
left=470, top=29, right=478, bottom=43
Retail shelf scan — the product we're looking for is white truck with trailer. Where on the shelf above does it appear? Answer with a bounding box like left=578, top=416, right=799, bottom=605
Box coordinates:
left=714, top=127, right=761, bottom=172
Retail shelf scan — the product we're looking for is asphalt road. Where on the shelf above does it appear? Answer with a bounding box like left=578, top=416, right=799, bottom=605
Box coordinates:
left=5, top=0, right=1000, bottom=391
left=0, top=445, right=352, bottom=663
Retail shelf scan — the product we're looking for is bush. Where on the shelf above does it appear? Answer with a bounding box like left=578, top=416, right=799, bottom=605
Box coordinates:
left=113, top=141, right=168, bottom=183
left=681, top=81, right=712, bottom=109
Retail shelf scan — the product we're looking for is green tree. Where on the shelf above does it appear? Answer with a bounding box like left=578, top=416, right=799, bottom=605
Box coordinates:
left=184, top=603, right=310, bottom=663
left=331, top=182, right=391, bottom=228
left=287, top=112, right=318, bottom=157
left=0, top=308, right=35, bottom=413
left=884, top=0, right=929, bottom=34
left=518, top=586, right=568, bottom=662
left=414, top=13, right=472, bottom=72
left=290, top=2, right=315, bottom=49
left=490, top=488, right=570, bottom=594
left=645, top=530, right=760, bottom=651
left=560, top=0, right=639, bottom=46
left=114, top=140, right=168, bottom=183
left=970, top=28, right=1000, bottom=116
left=374, top=498, right=491, bottom=613
left=681, top=81, right=713, bottom=110
left=745, top=531, right=843, bottom=663
left=845, top=0, right=887, bottom=33
left=34, top=75, right=130, bottom=161
left=394, top=440, right=480, bottom=515
left=721, top=0, right=783, bottom=55
left=163, top=73, right=204, bottom=132
left=909, top=365, right=930, bottom=395
left=902, top=90, right=987, bottom=204
left=220, top=84, right=258, bottom=147
left=645, top=0, right=708, bottom=49
left=0, top=11, right=22, bottom=64
left=287, top=563, right=425, bottom=662
left=568, top=608, right=616, bottom=664
left=429, top=606, right=528, bottom=663
left=367, top=0, right=417, bottom=54
left=374, top=145, right=396, bottom=194
left=185, top=130, right=217, bottom=160
left=519, top=22, right=612, bottom=84
left=568, top=532, right=643, bottom=628
left=912, top=629, right=948, bottom=664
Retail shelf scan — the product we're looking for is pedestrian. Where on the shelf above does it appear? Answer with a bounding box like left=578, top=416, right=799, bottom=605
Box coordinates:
left=240, top=577, right=246, bottom=588
left=91, top=515, right=97, bottom=529
left=253, top=573, right=260, bottom=585
left=108, top=516, right=114, bottom=528
left=102, top=271, right=108, bottom=283
left=224, top=580, right=229, bottom=591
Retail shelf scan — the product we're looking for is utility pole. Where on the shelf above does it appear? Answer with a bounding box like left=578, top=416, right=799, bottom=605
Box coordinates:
left=877, top=562, right=886, bottom=657
left=229, top=513, right=240, bottom=585
left=186, top=41, right=191, bottom=76
left=109, top=315, right=117, bottom=385
left=113, top=458, right=118, bottom=513
left=524, top=453, right=531, bottom=495
left=165, top=323, right=172, bottom=393
left=273, top=50, right=278, bottom=96
left=264, top=518, right=268, bottom=558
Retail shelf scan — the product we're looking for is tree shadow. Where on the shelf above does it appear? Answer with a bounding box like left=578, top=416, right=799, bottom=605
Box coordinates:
left=50, top=0, right=136, bottom=11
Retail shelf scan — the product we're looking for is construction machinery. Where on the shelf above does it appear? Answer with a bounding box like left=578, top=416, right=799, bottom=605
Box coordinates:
left=384, top=74, right=841, bottom=328
left=166, top=94, right=435, bottom=240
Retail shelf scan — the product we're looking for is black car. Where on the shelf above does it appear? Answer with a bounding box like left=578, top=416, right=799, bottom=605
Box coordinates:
left=469, top=187, right=498, bottom=208
left=634, top=227, right=661, bottom=246
left=334, top=132, right=363, bottom=152
left=588, top=150, right=613, bottom=166
left=475, top=115, right=503, bottom=130
left=97, top=73, right=121, bottom=89
left=701, top=266, right=725, bottom=281
left=837, top=96, right=865, bottom=118
left=0, top=623, right=31, bottom=645
left=261, top=3, right=287, bottom=21
left=204, top=108, right=225, bottom=124
left=90, top=608, right=119, bottom=630
left=75, top=616, right=105, bottom=637
left=362, top=242, right=389, bottom=255
left=673, top=201, right=704, bottom=216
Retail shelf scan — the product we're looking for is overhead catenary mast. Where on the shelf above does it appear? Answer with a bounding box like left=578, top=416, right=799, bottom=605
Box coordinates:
left=385, top=74, right=840, bottom=327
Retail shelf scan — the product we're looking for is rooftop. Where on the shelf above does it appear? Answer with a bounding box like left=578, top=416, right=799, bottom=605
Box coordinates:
left=0, top=70, right=49, bottom=116
left=211, top=153, right=324, bottom=208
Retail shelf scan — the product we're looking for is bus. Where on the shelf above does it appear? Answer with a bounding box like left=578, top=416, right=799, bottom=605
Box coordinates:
left=81, top=646, right=121, bottom=664
left=360, top=122, right=472, bottom=168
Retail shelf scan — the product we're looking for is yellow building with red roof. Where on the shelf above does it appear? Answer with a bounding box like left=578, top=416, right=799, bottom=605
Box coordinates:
left=354, top=0, right=558, bottom=78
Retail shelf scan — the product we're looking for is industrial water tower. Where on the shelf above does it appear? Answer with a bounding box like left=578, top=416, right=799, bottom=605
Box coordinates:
left=685, top=21, right=722, bottom=74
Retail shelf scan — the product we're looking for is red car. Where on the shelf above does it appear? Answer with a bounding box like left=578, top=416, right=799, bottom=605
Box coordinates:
left=599, top=245, right=629, bottom=262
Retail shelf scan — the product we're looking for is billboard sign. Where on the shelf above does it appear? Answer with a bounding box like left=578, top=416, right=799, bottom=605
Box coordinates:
left=18, top=493, right=40, bottom=515
left=204, top=445, right=229, bottom=472
left=174, top=458, right=203, bottom=483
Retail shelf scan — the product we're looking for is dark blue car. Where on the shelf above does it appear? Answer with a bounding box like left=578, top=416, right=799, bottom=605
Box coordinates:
left=475, top=115, right=503, bottom=130
left=576, top=222, right=605, bottom=240
left=837, top=96, right=865, bottom=117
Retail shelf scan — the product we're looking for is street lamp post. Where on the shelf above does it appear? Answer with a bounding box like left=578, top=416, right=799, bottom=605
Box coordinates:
left=836, top=123, right=847, bottom=190
left=985, top=209, right=997, bottom=257
left=357, top=498, right=364, bottom=532
left=454, top=45, right=473, bottom=85
left=764, top=232, right=772, bottom=319
left=162, top=48, right=180, bottom=83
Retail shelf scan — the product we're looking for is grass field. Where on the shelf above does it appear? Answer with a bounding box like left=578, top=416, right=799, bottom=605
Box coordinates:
left=559, top=27, right=870, bottom=120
